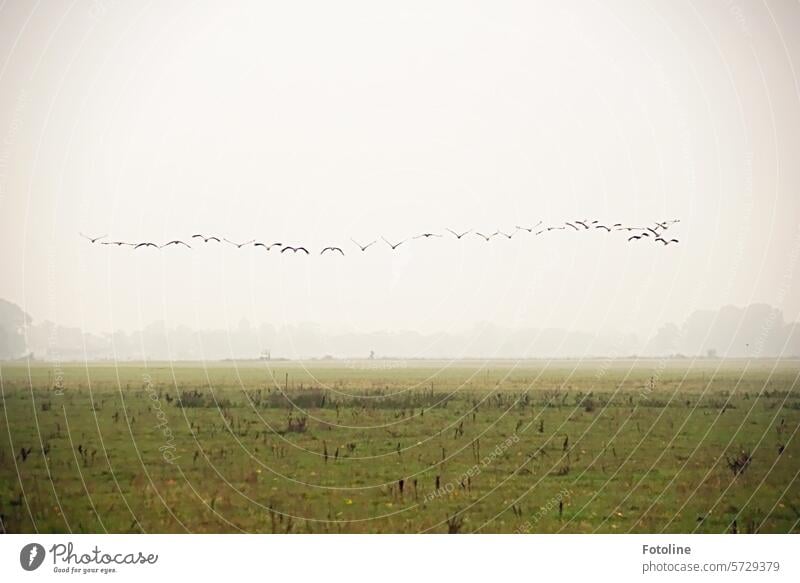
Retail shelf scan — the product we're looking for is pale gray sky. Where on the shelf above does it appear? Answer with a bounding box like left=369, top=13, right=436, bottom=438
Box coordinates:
left=1, top=0, right=799, bottom=345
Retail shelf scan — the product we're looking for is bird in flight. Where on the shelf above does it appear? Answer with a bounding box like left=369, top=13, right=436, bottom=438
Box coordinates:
left=515, top=221, right=542, bottom=233
left=192, top=234, right=221, bottom=243
left=101, top=241, right=134, bottom=247
left=351, top=239, right=377, bottom=252
left=654, top=237, right=679, bottom=246
left=655, top=219, right=680, bottom=230
left=382, top=236, right=407, bottom=250
left=161, top=240, right=191, bottom=248
left=627, top=233, right=651, bottom=241
left=546, top=226, right=566, bottom=232
left=134, top=242, right=159, bottom=249
left=224, top=238, right=255, bottom=248
left=595, top=224, right=612, bottom=232
left=446, top=228, right=472, bottom=239
left=253, top=242, right=282, bottom=251
left=565, top=222, right=580, bottom=231
left=281, top=246, right=309, bottom=254
left=414, top=232, right=442, bottom=239
left=80, top=233, right=107, bottom=243
left=321, top=246, right=345, bottom=256
left=473, top=232, right=493, bottom=242
left=493, top=230, right=514, bottom=239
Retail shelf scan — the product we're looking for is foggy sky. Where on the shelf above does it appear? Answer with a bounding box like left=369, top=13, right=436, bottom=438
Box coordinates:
left=1, top=1, right=800, bottom=350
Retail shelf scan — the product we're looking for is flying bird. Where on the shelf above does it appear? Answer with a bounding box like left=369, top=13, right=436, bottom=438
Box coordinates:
left=134, top=242, right=159, bottom=249
left=321, top=246, right=345, bottom=256
left=161, top=240, right=191, bottom=248
left=546, top=226, right=566, bottom=232
left=382, top=237, right=407, bottom=250
left=281, top=246, right=309, bottom=254
left=493, top=230, right=514, bottom=239
left=414, top=232, right=442, bottom=239
left=253, top=242, right=281, bottom=251
left=655, top=219, right=680, bottom=230
left=101, top=241, right=134, bottom=247
left=192, top=234, right=221, bottom=243
left=565, top=222, right=580, bottom=231
left=224, top=238, right=255, bottom=248
left=473, top=232, right=493, bottom=242
left=654, top=237, right=679, bottom=246
left=445, top=228, right=472, bottom=239
left=627, top=233, right=651, bottom=241
left=351, top=239, right=377, bottom=251
left=595, top=224, right=612, bottom=232
left=515, top=221, right=542, bottom=233
left=80, top=233, right=107, bottom=243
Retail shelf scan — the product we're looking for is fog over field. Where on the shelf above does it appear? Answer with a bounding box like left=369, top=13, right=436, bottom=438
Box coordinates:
left=2, top=298, right=799, bottom=360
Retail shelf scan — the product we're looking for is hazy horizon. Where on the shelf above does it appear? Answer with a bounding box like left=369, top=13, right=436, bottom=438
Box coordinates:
left=3, top=297, right=799, bottom=360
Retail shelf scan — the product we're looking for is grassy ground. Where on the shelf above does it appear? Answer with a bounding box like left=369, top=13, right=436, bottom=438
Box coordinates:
left=1, top=359, right=798, bottom=533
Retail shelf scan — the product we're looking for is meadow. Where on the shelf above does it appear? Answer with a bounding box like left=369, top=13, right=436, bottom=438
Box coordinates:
left=1, top=359, right=798, bottom=533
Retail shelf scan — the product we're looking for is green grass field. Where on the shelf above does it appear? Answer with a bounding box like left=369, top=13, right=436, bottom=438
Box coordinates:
left=1, top=359, right=798, bottom=533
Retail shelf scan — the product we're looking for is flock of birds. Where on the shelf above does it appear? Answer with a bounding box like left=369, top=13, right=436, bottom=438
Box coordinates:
left=80, top=219, right=681, bottom=256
